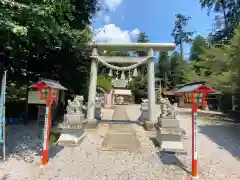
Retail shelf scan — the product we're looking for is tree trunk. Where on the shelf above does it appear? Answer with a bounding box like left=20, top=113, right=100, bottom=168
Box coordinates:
left=221, top=1, right=228, bottom=33
left=180, top=41, right=183, bottom=60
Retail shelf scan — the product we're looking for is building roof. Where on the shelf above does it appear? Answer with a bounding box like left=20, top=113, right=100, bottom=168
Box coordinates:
left=176, top=84, right=216, bottom=94
left=176, top=81, right=206, bottom=88
left=30, top=79, right=67, bottom=90
left=113, top=89, right=132, bottom=95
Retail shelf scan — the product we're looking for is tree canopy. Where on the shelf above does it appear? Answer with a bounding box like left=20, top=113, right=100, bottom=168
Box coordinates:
left=0, top=0, right=100, bottom=101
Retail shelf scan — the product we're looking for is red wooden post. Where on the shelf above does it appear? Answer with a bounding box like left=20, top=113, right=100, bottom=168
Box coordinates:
left=41, top=88, right=53, bottom=166
left=191, top=93, right=199, bottom=179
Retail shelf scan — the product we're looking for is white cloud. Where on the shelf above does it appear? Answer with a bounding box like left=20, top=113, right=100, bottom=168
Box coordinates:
left=104, top=15, right=111, bottom=24
left=105, top=0, right=123, bottom=11
left=94, top=24, right=140, bottom=43
left=130, top=28, right=140, bottom=38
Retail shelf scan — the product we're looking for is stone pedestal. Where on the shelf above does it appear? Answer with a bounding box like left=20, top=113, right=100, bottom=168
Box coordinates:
left=140, top=102, right=148, bottom=121
left=157, top=116, right=180, bottom=128
left=156, top=116, right=185, bottom=154
left=94, top=104, right=102, bottom=120
left=57, top=127, right=86, bottom=146
left=141, top=103, right=156, bottom=131
left=65, top=113, right=84, bottom=125
left=55, top=95, right=87, bottom=146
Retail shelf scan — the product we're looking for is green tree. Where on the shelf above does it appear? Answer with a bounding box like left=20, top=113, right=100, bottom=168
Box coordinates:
left=197, top=25, right=240, bottom=92
left=168, top=52, right=182, bottom=88
left=97, top=76, right=112, bottom=93
left=0, top=0, right=100, bottom=101
left=171, top=14, right=194, bottom=59
left=189, top=35, right=208, bottom=61
left=128, top=75, right=146, bottom=95
left=200, top=0, right=228, bottom=29
left=156, top=52, right=170, bottom=88
left=136, top=32, right=149, bottom=76
left=136, top=32, right=149, bottom=57
left=189, top=35, right=209, bottom=74
left=202, top=0, right=240, bottom=42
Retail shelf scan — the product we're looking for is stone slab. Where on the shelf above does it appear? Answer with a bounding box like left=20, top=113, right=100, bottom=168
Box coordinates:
left=157, top=117, right=180, bottom=128
left=57, top=132, right=87, bottom=146
left=51, top=127, right=84, bottom=134
left=101, top=131, right=140, bottom=152
left=160, top=141, right=185, bottom=153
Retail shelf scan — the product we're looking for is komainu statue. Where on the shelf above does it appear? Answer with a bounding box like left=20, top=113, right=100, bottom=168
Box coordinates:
left=159, top=97, right=177, bottom=117
left=66, top=95, right=84, bottom=114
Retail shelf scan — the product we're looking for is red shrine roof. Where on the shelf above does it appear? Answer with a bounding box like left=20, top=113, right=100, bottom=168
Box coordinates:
left=30, top=79, right=67, bottom=90
left=163, top=82, right=218, bottom=95
left=176, top=84, right=216, bottom=93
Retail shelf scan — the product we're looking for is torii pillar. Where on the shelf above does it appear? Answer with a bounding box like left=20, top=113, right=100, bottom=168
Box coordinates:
left=85, top=43, right=175, bottom=129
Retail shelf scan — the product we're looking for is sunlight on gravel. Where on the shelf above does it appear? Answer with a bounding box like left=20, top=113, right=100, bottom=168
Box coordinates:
left=1, top=111, right=240, bottom=180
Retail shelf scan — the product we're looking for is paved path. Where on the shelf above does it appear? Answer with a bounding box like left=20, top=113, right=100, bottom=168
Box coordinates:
left=112, top=106, right=129, bottom=120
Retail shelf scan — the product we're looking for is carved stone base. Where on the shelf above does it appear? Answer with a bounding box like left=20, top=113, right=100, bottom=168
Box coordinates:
left=65, top=114, right=84, bottom=125
left=143, top=121, right=155, bottom=131
left=160, top=141, right=185, bottom=154
left=157, top=116, right=180, bottom=128
left=82, top=119, right=98, bottom=129
left=57, top=131, right=86, bottom=146
left=156, top=126, right=185, bottom=154
left=139, top=109, right=148, bottom=122
left=95, top=106, right=102, bottom=120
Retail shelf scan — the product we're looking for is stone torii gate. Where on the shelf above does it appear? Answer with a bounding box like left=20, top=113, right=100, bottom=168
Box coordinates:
left=86, top=43, right=175, bottom=128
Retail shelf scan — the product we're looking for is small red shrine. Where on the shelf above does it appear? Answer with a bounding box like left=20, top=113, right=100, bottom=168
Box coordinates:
left=163, top=82, right=216, bottom=108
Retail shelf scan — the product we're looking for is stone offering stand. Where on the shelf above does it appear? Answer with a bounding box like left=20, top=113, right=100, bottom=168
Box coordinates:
left=155, top=97, right=186, bottom=154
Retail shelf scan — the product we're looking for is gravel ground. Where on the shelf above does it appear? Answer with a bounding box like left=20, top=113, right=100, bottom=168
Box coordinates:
left=179, top=114, right=240, bottom=180
left=0, top=107, right=240, bottom=180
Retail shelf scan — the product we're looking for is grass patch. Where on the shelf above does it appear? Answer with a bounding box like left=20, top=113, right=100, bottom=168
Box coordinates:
left=40, top=132, right=61, bottom=146
left=49, top=132, right=61, bottom=145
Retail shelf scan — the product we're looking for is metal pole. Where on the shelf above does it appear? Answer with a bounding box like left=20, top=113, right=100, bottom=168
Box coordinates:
left=2, top=71, right=6, bottom=161
left=41, top=89, right=52, bottom=166
left=191, top=93, right=198, bottom=179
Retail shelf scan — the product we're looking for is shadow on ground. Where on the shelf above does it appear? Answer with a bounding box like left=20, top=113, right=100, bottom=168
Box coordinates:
left=149, top=137, right=190, bottom=174
left=5, top=123, right=64, bottom=163
left=156, top=152, right=191, bottom=174
left=199, top=123, right=240, bottom=159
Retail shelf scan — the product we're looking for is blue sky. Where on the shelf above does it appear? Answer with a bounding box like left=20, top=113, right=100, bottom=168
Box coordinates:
left=92, top=0, right=215, bottom=58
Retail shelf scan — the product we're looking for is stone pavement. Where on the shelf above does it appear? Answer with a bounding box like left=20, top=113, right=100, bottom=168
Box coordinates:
left=101, top=106, right=140, bottom=152
left=112, top=105, right=129, bottom=120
